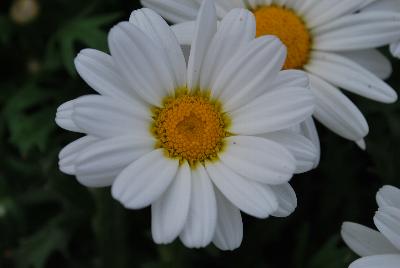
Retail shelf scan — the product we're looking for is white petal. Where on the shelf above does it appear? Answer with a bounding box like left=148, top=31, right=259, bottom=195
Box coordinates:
left=74, top=49, right=138, bottom=101
left=111, top=149, right=179, bottom=209
left=187, top=0, right=217, bottom=90
left=55, top=99, right=82, bottom=133
left=151, top=161, right=191, bottom=244
left=374, top=206, right=400, bottom=250
left=356, top=139, right=367, bottom=151
left=71, top=95, right=150, bottom=138
left=213, top=37, right=286, bottom=111
left=108, top=22, right=175, bottom=106
left=212, top=189, right=243, bottom=251
left=129, top=8, right=186, bottom=88
left=349, top=255, right=400, bottom=268
left=140, top=0, right=200, bottom=24
left=305, top=52, right=397, bottom=103
left=308, top=74, right=369, bottom=141
left=270, top=183, right=297, bottom=218
left=220, top=136, right=296, bottom=184
left=338, top=49, right=392, bottom=80
left=171, top=21, right=196, bottom=46
left=306, top=0, right=372, bottom=28
left=230, top=86, right=315, bottom=135
left=58, top=136, right=98, bottom=175
left=262, top=130, right=317, bottom=173
left=180, top=165, right=217, bottom=248
left=362, top=0, right=400, bottom=13
left=270, top=70, right=310, bottom=90
left=206, top=161, right=278, bottom=219
left=200, top=8, right=255, bottom=91
left=341, top=222, right=399, bottom=257
left=390, top=40, right=400, bottom=58
left=377, top=186, right=400, bottom=209
left=74, top=135, right=154, bottom=187
left=314, top=12, right=400, bottom=51
left=299, top=117, right=321, bottom=168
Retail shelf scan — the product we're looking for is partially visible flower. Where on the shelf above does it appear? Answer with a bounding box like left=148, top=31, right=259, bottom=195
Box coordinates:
left=56, top=1, right=317, bottom=250
left=142, top=0, right=400, bottom=149
left=361, top=0, right=400, bottom=58
left=10, top=0, right=39, bottom=25
left=342, top=185, right=400, bottom=268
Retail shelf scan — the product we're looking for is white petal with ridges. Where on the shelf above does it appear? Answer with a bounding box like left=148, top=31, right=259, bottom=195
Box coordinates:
left=129, top=8, right=186, bottom=88
left=213, top=37, right=286, bottom=111
left=262, top=130, right=317, bottom=173
left=305, top=52, right=397, bottom=103
left=187, top=0, right=217, bottom=90
left=180, top=165, right=217, bottom=248
left=213, top=189, right=243, bottom=251
left=74, top=135, right=154, bottom=187
left=377, top=186, right=400, bottom=209
left=374, top=206, right=400, bottom=250
left=200, top=8, right=255, bottom=91
left=152, top=161, right=191, bottom=244
left=314, top=12, right=400, bottom=51
left=308, top=74, right=369, bottom=141
left=220, top=136, right=296, bottom=184
left=71, top=95, right=150, bottom=138
left=349, top=255, right=400, bottom=268
left=230, top=87, right=315, bottom=135
left=206, top=161, right=278, bottom=219
left=140, top=0, right=200, bottom=24
left=341, top=222, right=399, bottom=257
left=112, top=149, right=179, bottom=209
left=74, top=49, right=138, bottom=101
left=58, top=136, right=98, bottom=175
left=270, top=183, right=297, bottom=217
left=108, top=22, right=175, bottom=106
left=338, top=49, right=392, bottom=80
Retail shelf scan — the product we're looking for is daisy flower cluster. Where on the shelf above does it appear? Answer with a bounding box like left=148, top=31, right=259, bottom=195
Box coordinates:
left=55, top=0, right=400, bottom=256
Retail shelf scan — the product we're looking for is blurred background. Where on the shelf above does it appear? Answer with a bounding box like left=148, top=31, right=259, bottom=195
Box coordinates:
left=0, top=0, right=399, bottom=267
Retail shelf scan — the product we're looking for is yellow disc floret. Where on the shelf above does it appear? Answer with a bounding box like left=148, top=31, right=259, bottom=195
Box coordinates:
left=253, top=5, right=311, bottom=70
left=152, top=89, right=229, bottom=166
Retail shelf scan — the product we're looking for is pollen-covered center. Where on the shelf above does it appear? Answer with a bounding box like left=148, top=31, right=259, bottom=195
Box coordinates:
left=253, top=5, right=311, bottom=70
left=152, top=91, right=228, bottom=165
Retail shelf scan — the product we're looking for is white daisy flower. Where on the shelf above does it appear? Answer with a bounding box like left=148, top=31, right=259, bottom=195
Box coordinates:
left=142, top=0, right=400, bottom=148
left=361, top=0, right=400, bottom=59
left=56, top=1, right=317, bottom=250
left=342, top=185, right=400, bottom=268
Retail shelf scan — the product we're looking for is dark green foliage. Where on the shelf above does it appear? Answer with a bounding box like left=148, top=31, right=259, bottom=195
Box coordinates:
left=0, top=0, right=399, bottom=267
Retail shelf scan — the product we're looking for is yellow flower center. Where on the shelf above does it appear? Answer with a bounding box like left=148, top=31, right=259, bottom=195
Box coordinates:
left=253, top=5, right=311, bottom=70
left=152, top=89, right=229, bottom=166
